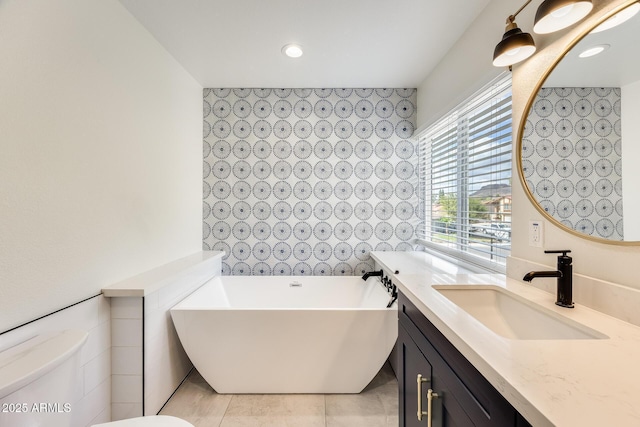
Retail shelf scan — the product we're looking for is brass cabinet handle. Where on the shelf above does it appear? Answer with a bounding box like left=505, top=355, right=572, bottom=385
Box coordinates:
left=416, top=374, right=429, bottom=421
left=417, top=374, right=440, bottom=425
left=427, top=388, right=439, bottom=427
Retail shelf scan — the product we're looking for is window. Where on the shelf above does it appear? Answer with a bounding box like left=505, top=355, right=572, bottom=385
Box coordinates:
left=417, top=73, right=512, bottom=272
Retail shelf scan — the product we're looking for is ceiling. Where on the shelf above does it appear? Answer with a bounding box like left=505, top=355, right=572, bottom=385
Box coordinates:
left=117, top=0, right=490, bottom=89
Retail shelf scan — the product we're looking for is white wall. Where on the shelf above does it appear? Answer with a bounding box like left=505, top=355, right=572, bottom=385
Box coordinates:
left=105, top=252, right=222, bottom=420
left=621, top=79, right=640, bottom=240
left=416, top=0, right=538, bottom=130
left=0, top=0, right=202, bottom=331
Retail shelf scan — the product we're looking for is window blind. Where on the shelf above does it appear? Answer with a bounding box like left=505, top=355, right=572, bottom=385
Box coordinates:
left=417, top=73, right=512, bottom=271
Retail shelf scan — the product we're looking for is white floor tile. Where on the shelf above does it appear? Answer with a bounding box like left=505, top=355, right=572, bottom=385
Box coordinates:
left=160, top=363, right=398, bottom=427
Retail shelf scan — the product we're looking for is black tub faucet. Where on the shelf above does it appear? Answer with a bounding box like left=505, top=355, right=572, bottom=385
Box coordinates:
left=361, top=269, right=383, bottom=281
left=523, top=250, right=574, bottom=308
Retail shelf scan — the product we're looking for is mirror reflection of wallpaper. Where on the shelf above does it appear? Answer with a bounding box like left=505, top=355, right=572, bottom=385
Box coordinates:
left=523, top=87, right=623, bottom=240
left=203, top=88, right=418, bottom=275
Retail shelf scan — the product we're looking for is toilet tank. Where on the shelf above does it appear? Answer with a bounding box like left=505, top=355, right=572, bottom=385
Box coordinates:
left=0, top=330, right=88, bottom=427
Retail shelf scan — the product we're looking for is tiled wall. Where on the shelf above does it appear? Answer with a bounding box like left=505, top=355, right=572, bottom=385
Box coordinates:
left=142, top=276, right=202, bottom=416
left=0, top=296, right=111, bottom=427
left=203, top=88, right=418, bottom=275
left=110, top=290, right=194, bottom=420
left=108, top=252, right=222, bottom=419
left=110, top=298, right=143, bottom=419
left=522, top=87, right=622, bottom=240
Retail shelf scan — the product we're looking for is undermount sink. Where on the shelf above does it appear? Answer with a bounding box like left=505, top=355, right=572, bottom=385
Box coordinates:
left=434, top=285, right=608, bottom=340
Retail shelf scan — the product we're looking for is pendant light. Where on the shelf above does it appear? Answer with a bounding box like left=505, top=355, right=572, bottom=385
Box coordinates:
left=533, top=0, right=593, bottom=34
left=590, top=2, right=640, bottom=34
left=492, top=0, right=595, bottom=68
left=493, top=16, right=536, bottom=67
left=492, top=0, right=536, bottom=67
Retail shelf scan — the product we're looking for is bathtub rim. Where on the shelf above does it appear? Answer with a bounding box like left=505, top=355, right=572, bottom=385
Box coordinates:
left=171, top=275, right=397, bottom=311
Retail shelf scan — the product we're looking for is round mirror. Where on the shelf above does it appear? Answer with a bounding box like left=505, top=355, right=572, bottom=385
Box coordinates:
left=518, top=2, right=640, bottom=243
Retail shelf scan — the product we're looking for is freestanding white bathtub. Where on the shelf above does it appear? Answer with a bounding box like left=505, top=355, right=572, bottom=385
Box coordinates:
left=170, top=275, right=397, bottom=394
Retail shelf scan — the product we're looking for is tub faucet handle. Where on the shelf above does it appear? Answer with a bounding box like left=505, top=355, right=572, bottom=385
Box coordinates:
left=386, top=285, right=398, bottom=308
left=362, top=270, right=383, bottom=281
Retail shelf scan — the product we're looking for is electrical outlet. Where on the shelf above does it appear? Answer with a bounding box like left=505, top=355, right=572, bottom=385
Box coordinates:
left=529, top=221, right=543, bottom=247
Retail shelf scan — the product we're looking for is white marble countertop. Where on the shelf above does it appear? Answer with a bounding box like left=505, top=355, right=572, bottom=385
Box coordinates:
left=102, top=251, right=224, bottom=297
left=371, top=251, right=640, bottom=427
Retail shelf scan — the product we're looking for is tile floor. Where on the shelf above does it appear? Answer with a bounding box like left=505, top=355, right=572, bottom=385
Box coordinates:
left=159, top=362, right=398, bottom=426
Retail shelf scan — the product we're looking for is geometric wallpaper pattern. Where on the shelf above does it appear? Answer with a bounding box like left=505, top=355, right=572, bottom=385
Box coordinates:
left=522, top=87, right=623, bottom=240
left=203, top=88, right=418, bottom=275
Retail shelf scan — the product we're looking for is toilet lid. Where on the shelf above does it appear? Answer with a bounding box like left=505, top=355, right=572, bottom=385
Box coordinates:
left=92, top=415, right=194, bottom=427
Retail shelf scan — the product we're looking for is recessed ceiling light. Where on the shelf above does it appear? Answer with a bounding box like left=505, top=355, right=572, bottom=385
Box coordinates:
left=578, top=44, right=610, bottom=58
left=282, top=44, right=303, bottom=58
left=590, top=3, right=640, bottom=34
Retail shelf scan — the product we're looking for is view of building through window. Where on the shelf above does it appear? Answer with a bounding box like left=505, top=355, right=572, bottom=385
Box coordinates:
left=418, top=74, right=512, bottom=270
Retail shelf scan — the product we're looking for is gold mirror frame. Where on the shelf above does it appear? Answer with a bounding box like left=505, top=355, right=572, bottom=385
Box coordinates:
left=516, top=1, right=640, bottom=246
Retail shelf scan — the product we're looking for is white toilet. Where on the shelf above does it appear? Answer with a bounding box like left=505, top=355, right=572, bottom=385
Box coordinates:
left=0, top=330, right=192, bottom=427
left=92, top=416, right=193, bottom=427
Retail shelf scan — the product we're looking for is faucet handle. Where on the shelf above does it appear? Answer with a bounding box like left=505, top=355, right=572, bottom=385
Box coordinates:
left=544, top=249, right=571, bottom=256
left=545, top=249, right=572, bottom=265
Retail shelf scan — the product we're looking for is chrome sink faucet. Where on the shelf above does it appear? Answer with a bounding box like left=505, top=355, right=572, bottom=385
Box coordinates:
left=523, top=250, right=574, bottom=308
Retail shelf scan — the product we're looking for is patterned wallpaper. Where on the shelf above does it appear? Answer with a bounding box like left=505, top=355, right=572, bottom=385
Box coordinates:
left=203, top=88, right=418, bottom=275
left=522, top=87, right=623, bottom=240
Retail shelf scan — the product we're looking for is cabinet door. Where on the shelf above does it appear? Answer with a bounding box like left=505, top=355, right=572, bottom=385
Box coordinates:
left=399, top=323, right=433, bottom=427
left=399, top=324, right=473, bottom=427
left=430, top=362, right=470, bottom=427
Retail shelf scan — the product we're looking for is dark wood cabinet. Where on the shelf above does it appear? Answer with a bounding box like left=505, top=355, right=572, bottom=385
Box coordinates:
left=398, top=292, right=532, bottom=427
left=399, top=322, right=472, bottom=427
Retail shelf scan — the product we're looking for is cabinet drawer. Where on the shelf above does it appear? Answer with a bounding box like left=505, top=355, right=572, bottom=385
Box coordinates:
left=399, top=293, right=521, bottom=427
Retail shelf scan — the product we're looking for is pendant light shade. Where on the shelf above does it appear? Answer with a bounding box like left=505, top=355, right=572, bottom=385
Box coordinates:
left=591, top=2, right=640, bottom=34
left=533, top=0, right=593, bottom=34
left=492, top=21, right=536, bottom=67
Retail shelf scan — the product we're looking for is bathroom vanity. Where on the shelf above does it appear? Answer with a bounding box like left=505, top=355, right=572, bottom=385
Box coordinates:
left=371, top=251, right=640, bottom=427
left=398, top=292, right=530, bottom=426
